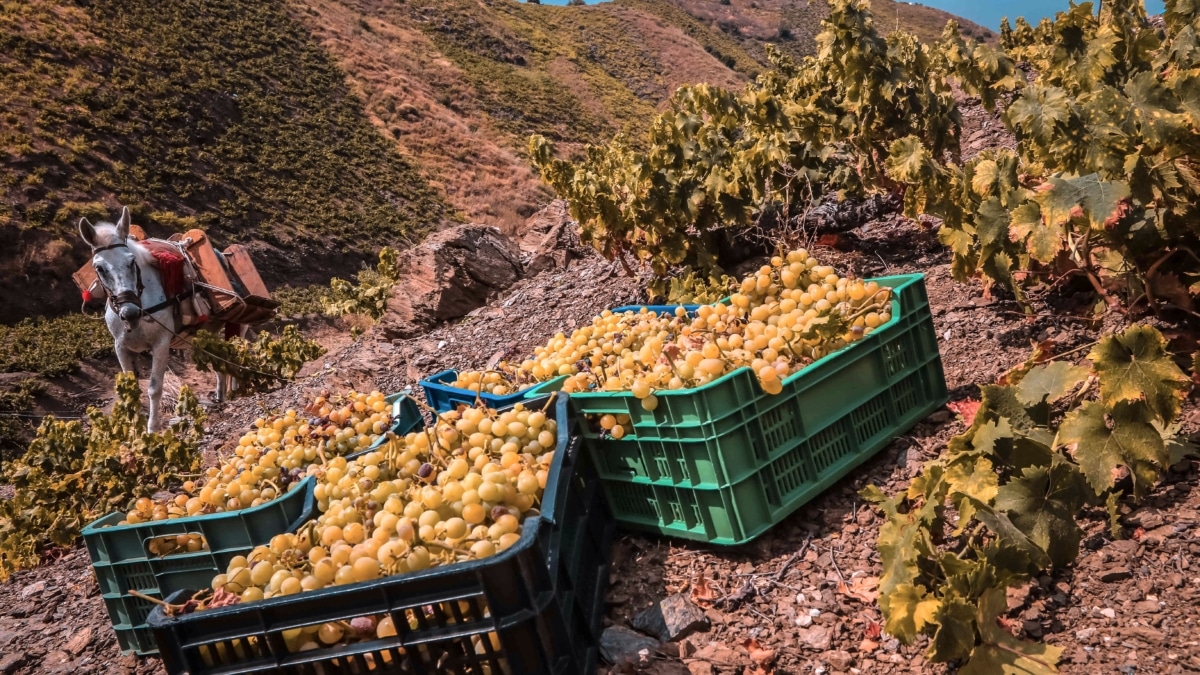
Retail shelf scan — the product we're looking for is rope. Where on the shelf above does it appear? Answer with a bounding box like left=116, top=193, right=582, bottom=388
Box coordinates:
left=192, top=280, right=248, bottom=312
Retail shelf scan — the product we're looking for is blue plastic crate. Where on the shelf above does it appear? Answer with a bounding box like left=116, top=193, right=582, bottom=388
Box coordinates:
left=421, top=368, right=567, bottom=412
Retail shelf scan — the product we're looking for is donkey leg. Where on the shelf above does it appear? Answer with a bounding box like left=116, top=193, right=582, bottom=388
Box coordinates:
left=147, top=337, right=171, bottom=432
left=215, top=372, right=228, bottom=403
left=115, top=346, right=138, bottom=376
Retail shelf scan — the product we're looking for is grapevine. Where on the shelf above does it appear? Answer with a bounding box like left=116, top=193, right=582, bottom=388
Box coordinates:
left=0, top=373, right=205, bottom=580
left=321, top=247, right=400, bottom=320
left=192, top=325, right=326, bottom=395
left=891, top=0, right=1200, bottom=312
left=865, top=324, right=1192, bottom=672
left=529, top=0, right=969, bottom=280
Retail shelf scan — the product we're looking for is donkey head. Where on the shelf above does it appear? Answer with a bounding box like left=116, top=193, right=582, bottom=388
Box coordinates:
left=80, top=207, right=143, bottom=325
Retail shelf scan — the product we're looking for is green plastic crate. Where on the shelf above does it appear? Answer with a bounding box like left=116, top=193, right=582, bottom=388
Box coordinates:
left=104, top=592, right=163, bottom=655
left=565, top=273, right=947, bottom=545
left=84, top=477, right=317, bottom=655
left=81, top=390, right=425, bottom=655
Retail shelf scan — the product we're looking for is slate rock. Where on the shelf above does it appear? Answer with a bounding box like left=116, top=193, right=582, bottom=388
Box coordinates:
left=0, top=653, right=24, bottom=675
left=825, top=649, right=854, bottom=670
left=796, top=625, right=834, bottom=651
left=600, top=626, right=659, bottom=665
left=1101, top=567, right=1133, bottom=582
left=632, top=593, right=711, bottom=642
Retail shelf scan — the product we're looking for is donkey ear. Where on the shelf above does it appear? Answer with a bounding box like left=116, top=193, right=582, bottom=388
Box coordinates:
left=115, top=206, right=130, bottom=241
left=79, top=217, right=98, bottom=249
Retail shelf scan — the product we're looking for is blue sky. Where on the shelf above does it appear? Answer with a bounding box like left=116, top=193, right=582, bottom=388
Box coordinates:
left=875, top=0, right=1164, bottom=31
left=536, top=0, right=1166, bottom=30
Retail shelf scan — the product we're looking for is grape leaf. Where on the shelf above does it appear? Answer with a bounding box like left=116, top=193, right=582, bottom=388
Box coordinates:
left=1126, top=71, right=1189, bottom=148
left=966, top=497, right=1052, bottom=569
left=972, top=159, right=1000, bottom=196
left=1006, top=84, right=1071, bottom=145
left=928, top=595, right=977, bottom=663
left=939, top=226, right=977, bottom=257
left=1056, top=400, right=1166, bottom=496
left=960, top=588, right=1062, bottom=675
left=994, top=464, right=1087, bottom=567
left=975, top=198, right=1012, bottom=248
left=1016, top=362, right=1090, bottom=406
left=1161, top=422, right=1199, bottom=465
left=946, top=455, right=1000, bottom=531
left=1008, top=201, right=1060, bottom=263
left=872, top=492, right=926, bottom=596
left=1089, top=324, right=1189, bottom=421
left=880, top=583, right=941, bottom=641
left=1033, top=174, right=1130, bottom=230
left=977, top=384, right=1038, bottom=433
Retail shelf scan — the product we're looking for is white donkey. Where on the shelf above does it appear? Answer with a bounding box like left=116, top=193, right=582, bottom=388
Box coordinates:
left=80, top=207, right=240, bottom=431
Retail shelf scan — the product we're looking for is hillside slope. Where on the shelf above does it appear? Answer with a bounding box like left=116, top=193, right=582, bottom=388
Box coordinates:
left=0, top=0, right=984, bottom=324
left=650, top=0, right=995, bottom=62
left=0, top=0, right=449, bottom=322
left=294, top=0, right=753, bottom=234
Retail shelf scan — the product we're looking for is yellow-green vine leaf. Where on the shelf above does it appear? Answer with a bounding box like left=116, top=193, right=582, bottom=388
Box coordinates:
left=1016, top=362, right=1090, bottom=406
left=945, top=454, right=999, bottom=532
left=881, top=583, right=941, bottom=642
left=1008, top=201, right=1060, bottom=263
left=928, top=595, right=977, bottom=663
left=960, top=588, right=1062, bottom=675
left=1056, top=400, right=1165, bottom=496
left=1089, top=325, right=1189, bottom=421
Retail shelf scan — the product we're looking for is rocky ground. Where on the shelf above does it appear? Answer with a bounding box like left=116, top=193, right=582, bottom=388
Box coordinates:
left=3, top=103, right=1200, bottom=674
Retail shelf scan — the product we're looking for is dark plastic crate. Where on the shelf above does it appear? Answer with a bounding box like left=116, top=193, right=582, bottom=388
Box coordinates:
left=566, top=273, right=948, bottom=544
left=421, top=369, right=567, bottom=413
left=148, top=393, right=614, bottom=675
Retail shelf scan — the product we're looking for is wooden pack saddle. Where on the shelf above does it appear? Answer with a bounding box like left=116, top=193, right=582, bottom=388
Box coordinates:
left=73, top=228, right=280, bottom=328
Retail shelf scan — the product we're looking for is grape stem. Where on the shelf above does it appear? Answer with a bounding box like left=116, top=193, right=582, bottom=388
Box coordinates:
left=423, top=540, right=474, bottom=557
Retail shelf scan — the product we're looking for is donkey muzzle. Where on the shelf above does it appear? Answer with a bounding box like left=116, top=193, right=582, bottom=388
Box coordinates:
left=114, top=291, right=143, bottom=323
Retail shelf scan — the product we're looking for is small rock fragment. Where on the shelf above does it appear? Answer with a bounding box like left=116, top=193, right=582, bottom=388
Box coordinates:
left=1076, top=627, right=1097, bottom=641
left=1101, top=567, right=1133, bottom=582
left=0, top=653, right=25, bottom=675
left=599, top=626, right=659, bottom=665
left=20, top=581, right=45, bottom=598
left=632, top=593, right=711, bottom=642
left=796, top=625, right=834, bottom=651
left=825, top=649, right=854, bottom=670
left=1100, top=608, right=1117, bottom=619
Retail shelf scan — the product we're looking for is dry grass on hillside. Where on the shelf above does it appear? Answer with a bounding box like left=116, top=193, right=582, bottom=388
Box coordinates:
left=297, top=0, right=751, bottom=234
left=658, top=0, right=994, bottom=62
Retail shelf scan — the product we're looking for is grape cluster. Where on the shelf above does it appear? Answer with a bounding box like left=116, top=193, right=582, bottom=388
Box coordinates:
left=452, top=250, right=890, bottom=405
left=118, top=391, right=396, bottom=554
left=204, top=400, right=558, bottom=654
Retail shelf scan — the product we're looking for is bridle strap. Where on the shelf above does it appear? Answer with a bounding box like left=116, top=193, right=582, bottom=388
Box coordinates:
left=92, top=240, right=147, bottom=314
